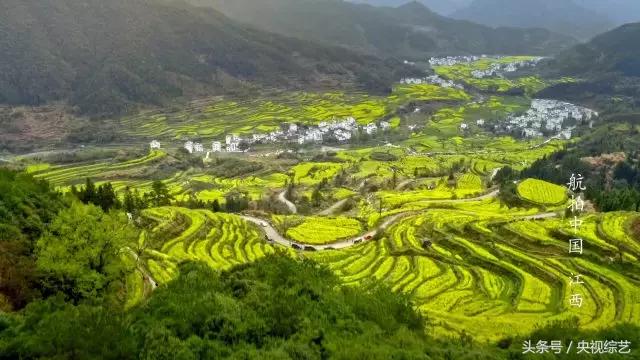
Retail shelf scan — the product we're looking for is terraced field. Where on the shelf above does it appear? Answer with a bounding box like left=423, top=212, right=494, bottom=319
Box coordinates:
left=126, top=200, right=640, bottom=342
left=137, top=207, right=282, bottom=285
left=308, top=209, right=640, bottom=341
left=433, top=56, right=547, bottom=94
left=517, top=178, right=568, bottom=206
left=118, top=85, right=469, bottom=141
left=30, top=150, right=167, bottom=187
left=279, top=216, right=363, bottom=245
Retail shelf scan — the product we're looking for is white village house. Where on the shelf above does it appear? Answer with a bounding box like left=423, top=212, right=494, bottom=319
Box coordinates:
left=184, top=141, right=194, bottom=154
left=149, top=140, right=161, bottom=150
left=364, top=123, right=377, bottom=135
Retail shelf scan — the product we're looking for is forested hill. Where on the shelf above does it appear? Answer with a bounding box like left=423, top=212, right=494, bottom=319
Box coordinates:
left=189, top=0, right=575, bottom=58
left=537, top=23, right=640, bottom=109
left=548, top=23, right=640, bottom=77
left=0, top=0, right=411, bottom=117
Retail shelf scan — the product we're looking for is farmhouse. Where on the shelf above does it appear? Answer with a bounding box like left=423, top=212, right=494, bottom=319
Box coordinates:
left=226, top=142, right=240, bottom=153
left=365, top=123, right=377, bottom=135
left=184, top=141, right=194, bottom=154
left=149, top=140, right=161, bottom=150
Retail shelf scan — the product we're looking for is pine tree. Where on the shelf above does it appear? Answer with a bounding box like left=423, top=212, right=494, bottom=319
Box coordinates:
left=212, top=199, right=221, bottom=212
left=123, top=187, right=136, bottom=214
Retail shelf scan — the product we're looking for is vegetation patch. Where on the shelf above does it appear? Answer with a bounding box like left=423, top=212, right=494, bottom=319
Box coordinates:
left=286, top=216, right=363, bottom=245
left=517, top=178, right=567, bottom=206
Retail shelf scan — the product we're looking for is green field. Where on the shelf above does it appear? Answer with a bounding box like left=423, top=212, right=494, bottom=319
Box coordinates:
left=517, top=178, right=568, bottom=206
left=15, top=56, right=640, bottom=343
left=284, top=216, right=363, bottom=244
left=118, top=84, right=469, bottom=141
left=130, top=203, right=640, bottom=342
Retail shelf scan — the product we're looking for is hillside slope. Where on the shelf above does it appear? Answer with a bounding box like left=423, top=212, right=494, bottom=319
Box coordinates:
left=0, top=0, right=409, bottom=117
left=550, top=23, right=640, bottom=77
left=189, top=0, right=575, bottom=58
left=452, top=0, right=613, bottom=40
left=538, top=23, right=640, bottom=109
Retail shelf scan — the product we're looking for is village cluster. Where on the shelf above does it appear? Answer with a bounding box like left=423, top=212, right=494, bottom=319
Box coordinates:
left=400, top=74, right=463, bottom=89
left=487, top=99, right=598, bottom=139
left=427, top=55, right=544, bottom=79
left=149, top=117, right=395, bottom=154
left=428, top=55, right=487, bottom=66
left=469, top=57, right=544, bottom=79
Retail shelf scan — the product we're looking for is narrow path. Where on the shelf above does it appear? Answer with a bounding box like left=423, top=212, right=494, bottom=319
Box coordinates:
left=317, top=198, right=350, bottom=216
left=278, top=190, right=297, bottom=214
left=242, top=188, right=552, bottom=252
left=242, top=212, right=408, bottom=251
left=395, top=179, right=414, bottom=191
left=125, top=247, right=158, bottom=290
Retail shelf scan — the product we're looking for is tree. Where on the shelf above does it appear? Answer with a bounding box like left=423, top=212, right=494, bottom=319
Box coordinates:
left=211, top=199, right=221, bottom=212
left=0, top=169, right=63, bottom=309
left=96, top=182, right=119, bottom=211
left=224, top=192, right=249, bottom=213
left=80, top=178, right=96, bottom=204
left=123, top=186, right=136, bottom=214
left=311, top=187, right=323, bottom=207
left=35, top=202, right=136, bottom=304
left=148, top=180, right=173, bottom=207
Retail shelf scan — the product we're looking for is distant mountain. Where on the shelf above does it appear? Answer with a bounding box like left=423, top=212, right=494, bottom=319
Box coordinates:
left=574, top=0, right=640, bottom=25
left=538, top=23, right=640, bottom=108
left=188, top=0, right=575, bottom=58
left=547, top=23, right=640, bottom=78
left=347, top=0, right=471, bottom=15
left=452, top=0, right=613, bottom=40
left=0, top=0, right=409, bottom=117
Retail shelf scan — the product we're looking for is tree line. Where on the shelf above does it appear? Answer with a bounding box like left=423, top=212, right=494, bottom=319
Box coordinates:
left=70, top=178, right=251, bottom=214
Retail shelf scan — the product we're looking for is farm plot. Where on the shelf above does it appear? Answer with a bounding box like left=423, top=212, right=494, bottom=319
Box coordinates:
left=517, top=178, right=567, bottom=206
left=273, top=216, right=363, bottom=245
left=307, top=208, right=640, bottom=341
left=139, top=207, right=281, bottom=283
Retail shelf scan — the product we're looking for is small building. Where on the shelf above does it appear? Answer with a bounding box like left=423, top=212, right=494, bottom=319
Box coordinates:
left=460, top=123, right=468, bottom=130
left=380, top=121, right=391, bottom=131
left=289, top=123, right=298, bottom=134
left=335, top=129, right=351, bottom=142
left=184, top=141, right=194, bottom=154
left=225, top=134, right=240, bottom=145
left=476, top=119, right=485, bottom=126
left=212, top=141, right=222, bottom=152
left=364, top=123, right=377, bottom=135
left=194, top=143, right=204, bottom=153
left=149, top=140, right=161, bottom=150
left=226, top=142, right=240, bottom=153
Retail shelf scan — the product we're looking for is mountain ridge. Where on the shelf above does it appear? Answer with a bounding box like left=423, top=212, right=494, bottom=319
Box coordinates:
left=188, top=0, right=576, bottom=58
left=538, top=22, right=640, bottom=109
left=0, top=0, right=413, bottom=117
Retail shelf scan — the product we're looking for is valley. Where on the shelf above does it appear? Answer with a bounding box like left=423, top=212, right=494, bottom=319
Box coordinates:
left=7, top=54, right=640, bottom=345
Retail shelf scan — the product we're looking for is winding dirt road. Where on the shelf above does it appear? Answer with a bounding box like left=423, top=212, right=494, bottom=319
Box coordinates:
left=242, top=189, right=558, bottom=252
left=278, top=190, right=298, bottom=214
